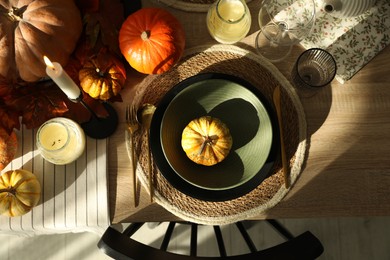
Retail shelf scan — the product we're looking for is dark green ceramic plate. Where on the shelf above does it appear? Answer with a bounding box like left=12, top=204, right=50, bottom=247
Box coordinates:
left=150, top=73, right=278, bottom=201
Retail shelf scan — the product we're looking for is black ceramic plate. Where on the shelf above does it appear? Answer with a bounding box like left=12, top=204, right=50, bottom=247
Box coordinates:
left=150, top=73, right=279, bottom=201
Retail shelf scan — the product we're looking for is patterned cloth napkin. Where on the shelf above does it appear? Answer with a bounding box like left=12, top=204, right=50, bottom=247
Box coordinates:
left=301, top=0, right=390, bottom=83
left=0, top=125, right=109, bottom=236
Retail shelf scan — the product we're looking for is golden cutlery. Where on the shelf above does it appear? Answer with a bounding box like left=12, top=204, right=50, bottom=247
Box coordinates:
left=273, top=85, right=290, bottom=188
left=137, top=103, right=156, bottom=203
left=125, top=104, right=140, bottom=206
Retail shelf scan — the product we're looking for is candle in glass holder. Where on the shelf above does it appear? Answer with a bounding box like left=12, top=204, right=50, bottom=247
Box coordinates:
left=206, top=0, right=251, bottom=44
left=36, top=117, right=86, bottom=165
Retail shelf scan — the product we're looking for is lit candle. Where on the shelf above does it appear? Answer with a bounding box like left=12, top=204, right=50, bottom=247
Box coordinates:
left=43, top=56, right=81, bottom=100
left=36, top=117, right=86, bottom=165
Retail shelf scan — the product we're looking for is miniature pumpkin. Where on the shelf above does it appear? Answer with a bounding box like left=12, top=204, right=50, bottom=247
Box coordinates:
left=79, top=50, right=126, bottom=100
left=0, top=169, right=41, bottom=217
left=181, top=116, right=233, bottom=166
left=118, top=8, right=185, bottom=74
left=0, top=127, right=17, bottom=172
left=0, top=0, right=82, bottom=82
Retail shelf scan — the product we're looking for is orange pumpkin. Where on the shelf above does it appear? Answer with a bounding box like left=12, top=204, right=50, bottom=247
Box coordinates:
left=79, top=50, right=126, bottom=100
left=181, top=116, right=233, bottom=166
left=0, top=169, right=41, bottom=217
left=118, top=8, right=186, bottom=75
left=0, top=0, right=82, bottom=82
left=0, top=128, right=17, bottom=172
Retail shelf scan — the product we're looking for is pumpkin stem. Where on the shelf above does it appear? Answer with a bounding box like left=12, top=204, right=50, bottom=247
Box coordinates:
left=95, top=68, right=106, bottom=77
left=0, top=187, right=16, bottom=196
left=141, top=30, right=151, bottom=41
left=6, top=6, right=27, bottom=22
left=198, top=135, right=218, bottom=155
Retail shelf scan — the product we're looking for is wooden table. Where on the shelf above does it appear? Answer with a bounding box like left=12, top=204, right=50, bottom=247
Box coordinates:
left=108, top=0, right=390, bottom=223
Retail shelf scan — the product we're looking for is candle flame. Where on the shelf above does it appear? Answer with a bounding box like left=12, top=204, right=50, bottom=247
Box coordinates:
left=43, top=56, right=55, bottom=69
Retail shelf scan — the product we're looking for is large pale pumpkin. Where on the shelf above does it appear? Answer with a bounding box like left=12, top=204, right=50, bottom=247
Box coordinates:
left=0, top=169, right=41, bottom=217
left=118, top=8, right=185, bottom=75
left=79, top=50, right=126, bottom=101
left=0, top=0, right=82, bottom=82
left=181, top=116, right=233, bottom=166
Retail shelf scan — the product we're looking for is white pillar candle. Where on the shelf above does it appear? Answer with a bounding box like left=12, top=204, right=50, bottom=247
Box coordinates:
left=36, top=117, right=86, bottom=165
left=43, top=56, right=81, bottom=100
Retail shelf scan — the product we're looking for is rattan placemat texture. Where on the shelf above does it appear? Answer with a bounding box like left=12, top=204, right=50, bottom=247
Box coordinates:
left=133, top=44, right=307, bottom=225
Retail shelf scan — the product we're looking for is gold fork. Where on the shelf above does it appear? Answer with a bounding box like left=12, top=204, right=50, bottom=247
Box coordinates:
left=125, top=104, right=140, bottom=206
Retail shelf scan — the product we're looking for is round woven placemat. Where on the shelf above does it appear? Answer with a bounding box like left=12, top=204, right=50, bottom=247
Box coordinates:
left=133, top=44, right=307, bottom=225
left=158, top=0, right=251, bottom=13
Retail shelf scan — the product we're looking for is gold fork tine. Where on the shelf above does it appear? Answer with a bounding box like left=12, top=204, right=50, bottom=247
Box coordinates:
left=125, top=104, right=139, bottom=206
left=126, top=104, right=130, bottom=123
left=131, top=104, right=137, bottom=125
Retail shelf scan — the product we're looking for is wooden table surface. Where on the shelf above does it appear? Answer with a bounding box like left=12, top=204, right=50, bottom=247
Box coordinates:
left=108, top=0, right=390, bottom=223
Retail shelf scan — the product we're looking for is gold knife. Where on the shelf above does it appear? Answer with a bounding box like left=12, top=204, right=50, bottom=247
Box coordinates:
left=273, top=85, right=290, bottom=188
left=138, top=104, right=156, bottom=203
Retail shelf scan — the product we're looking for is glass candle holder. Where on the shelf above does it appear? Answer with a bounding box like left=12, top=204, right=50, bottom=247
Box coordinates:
left=292, top=48, right=337, bottom=88
left=206, top=0, right=251, bottom=44
left=36, top=117, right=86, bottom=165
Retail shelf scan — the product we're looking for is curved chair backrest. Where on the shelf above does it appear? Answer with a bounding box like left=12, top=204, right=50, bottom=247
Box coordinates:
left=98, top=220, right=324, bottom=260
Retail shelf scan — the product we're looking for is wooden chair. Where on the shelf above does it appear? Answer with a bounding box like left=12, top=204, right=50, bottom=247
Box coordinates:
left=97, top=220, right=324, bottom=260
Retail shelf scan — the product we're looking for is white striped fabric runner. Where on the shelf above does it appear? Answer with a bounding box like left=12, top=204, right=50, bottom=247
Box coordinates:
left=0, top=125, right=109, bottom=236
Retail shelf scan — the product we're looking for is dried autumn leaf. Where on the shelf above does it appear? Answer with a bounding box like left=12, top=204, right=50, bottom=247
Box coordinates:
left=64, top=57, right=83, bottom=85
left=4, top=82, right=69, bottom=129
left=21, top=96, right=68, bottom=129
left=81, top=0, right=124, bottom=55
left=75, top=0, right=100, bottom=14
left=0, top=106, right=20, bottom=134
left=84, top=13, right=101, bottom=50
left=0, top=76, right=12, bottom=96
left=0, top=127, right=18, bottom=171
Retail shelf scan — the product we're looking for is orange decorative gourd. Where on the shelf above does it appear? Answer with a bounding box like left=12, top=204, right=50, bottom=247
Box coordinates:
left=0, top=127, right=17, bottom=172
left=118, top=8, right=185, bottom=75
left=0, top=0, right=82, bottom=82
left=79, top=50, right=126, bottom=100
left=0, top=169, right=41, bottom=217
left=181, top=116, right=233, bottom=166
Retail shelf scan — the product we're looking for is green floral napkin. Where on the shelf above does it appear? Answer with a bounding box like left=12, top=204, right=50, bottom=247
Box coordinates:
left=301, top=0, right=390, bottom=84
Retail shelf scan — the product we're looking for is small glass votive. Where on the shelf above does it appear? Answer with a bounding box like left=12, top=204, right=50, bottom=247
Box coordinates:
left=36, top=117, right=86, bottom=165
left=292, top=48, right=337, bottom=88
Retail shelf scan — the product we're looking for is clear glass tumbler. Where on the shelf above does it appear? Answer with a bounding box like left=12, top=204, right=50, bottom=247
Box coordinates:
left=36, top=117, right=86, bottom=165
left=206, top=0, right=251, bottom=44
left=292, top=48, right=337, bottom=88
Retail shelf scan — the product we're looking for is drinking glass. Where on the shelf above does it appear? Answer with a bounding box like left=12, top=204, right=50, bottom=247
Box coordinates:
left=206, top=0, right=251, bottom=44
left=292, top=48, right=337, bottom=88
left=256, top=0, right=316, bottom=62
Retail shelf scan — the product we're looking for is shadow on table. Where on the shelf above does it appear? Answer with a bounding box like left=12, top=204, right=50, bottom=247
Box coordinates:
left=264, top=47, right=390, bottom=219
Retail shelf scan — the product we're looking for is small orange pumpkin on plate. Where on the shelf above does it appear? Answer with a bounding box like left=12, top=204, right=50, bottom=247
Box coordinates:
left=181, top=116, right=233, bottom=166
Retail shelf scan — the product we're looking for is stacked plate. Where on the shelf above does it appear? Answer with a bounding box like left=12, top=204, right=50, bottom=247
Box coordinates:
left=150, top=73, right=279, bottom=201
